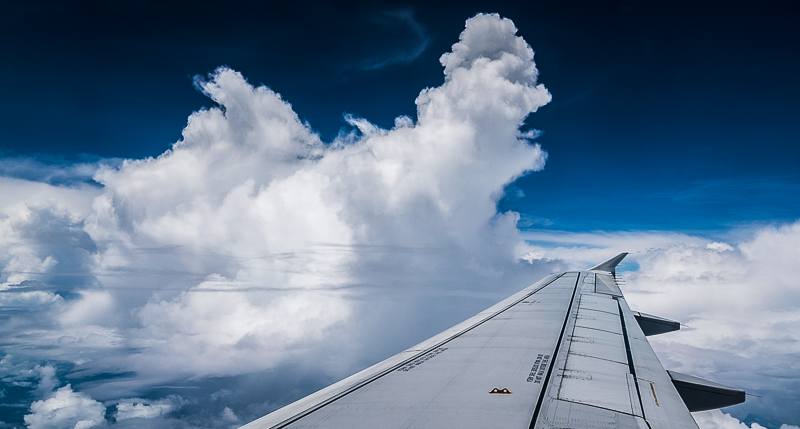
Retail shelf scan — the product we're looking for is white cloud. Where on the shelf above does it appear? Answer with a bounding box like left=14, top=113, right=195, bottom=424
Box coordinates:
left=58, top=290, right=115, bottom=327
left=0, top=289, right=62, bottom=308
left=519, top=229, right=707, bottom=269
left=220, top=407, right=239, bottom=423
left=706, top=242, right=734, bottom=252
left=0, top=12, right=560, bottom=425
left=62, top=12, right=552, bottom=385
left=115, top=396, right=181, bottom=420
left=624, top=222, right=800, bottom=354
left=0, top=198, right=97, bottom=288
left=24, top=384, right=106, bottom=429
left=35, top=365, right=58, bottom=397
left=0, top=177, right=100, bottom=217
left=694, top=410, right=767, bottom=429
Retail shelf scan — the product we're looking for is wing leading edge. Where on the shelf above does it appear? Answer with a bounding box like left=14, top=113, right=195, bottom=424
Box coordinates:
left=240, top=253, right=745, bottom=429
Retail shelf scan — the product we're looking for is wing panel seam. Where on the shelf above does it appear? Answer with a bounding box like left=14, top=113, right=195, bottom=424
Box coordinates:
left=527, top=272, right=582, bottom=429
left=618, top=300, right=647, bottom=420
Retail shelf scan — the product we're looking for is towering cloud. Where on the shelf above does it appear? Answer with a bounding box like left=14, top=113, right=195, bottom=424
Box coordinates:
left=24, top=385, right=106, bottom=429
left=78, top=12, right=551, bottom=383
left=0, top=13, right=558, bottom=427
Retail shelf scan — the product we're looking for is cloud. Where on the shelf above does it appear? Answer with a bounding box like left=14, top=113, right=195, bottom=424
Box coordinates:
left=0, top=12, right=559, bottom=427
left=0, top=191, right=98, bottom=289
left=518, top=228, right=707, bottom=269
left=24, top=384, right=106, bottom=429
left=34, top=365, right=59, bottom=397
left=115, top=396, right=182, bottom=420
left=220, top=407, right=239, bottom=424
left=694, top=410, right=768, bottom=429
left=70, top=11, right=552, bottom=385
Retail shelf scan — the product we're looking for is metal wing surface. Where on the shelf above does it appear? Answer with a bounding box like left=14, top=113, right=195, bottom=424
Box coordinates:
left=241, top=253, right=744, bottom=429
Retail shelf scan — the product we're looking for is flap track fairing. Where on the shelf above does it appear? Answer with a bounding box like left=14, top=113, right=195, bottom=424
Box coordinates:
left=667, top=370, right=746, bottom=412
left=634, top=312, right=681, bottom=336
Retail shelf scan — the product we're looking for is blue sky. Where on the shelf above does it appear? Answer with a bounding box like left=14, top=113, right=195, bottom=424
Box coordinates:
left=4, top=1, right=798, bottom=232
left=1, top=1, right=799, bottom=429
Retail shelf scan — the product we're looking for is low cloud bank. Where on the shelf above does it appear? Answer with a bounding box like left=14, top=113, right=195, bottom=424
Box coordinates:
left=694, top=410, right=769, bottom=429
left=624, top=223, right=800, bottom=428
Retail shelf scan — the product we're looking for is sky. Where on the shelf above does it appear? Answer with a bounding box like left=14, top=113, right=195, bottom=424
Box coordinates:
left=1, top=1, right=799, bottom=428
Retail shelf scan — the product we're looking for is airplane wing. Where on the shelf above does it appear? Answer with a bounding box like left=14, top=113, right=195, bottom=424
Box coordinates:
left=241, top=253, right=745, bottom=429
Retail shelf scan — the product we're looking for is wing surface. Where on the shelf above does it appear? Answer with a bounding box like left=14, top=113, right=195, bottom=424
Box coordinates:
left=241, top=254, right=742, bottom=429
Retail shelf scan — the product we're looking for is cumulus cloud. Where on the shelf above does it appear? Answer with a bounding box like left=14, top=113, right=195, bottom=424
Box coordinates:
left=34, top=365, right=59, bottom=397
left=0, top=12, right=561, bottom=427
left=65, top=12, right=552, bottom=386
left=0, top=193, right=97, bottom=288
left=694, top=410, right=768, bottom=429
left=24, top=384, right=106, bottom=429
left=115, top=396, right=182, bottom=420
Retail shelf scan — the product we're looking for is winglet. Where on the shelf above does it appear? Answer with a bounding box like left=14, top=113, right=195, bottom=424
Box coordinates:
left=590, top=252, right=628, bottom=275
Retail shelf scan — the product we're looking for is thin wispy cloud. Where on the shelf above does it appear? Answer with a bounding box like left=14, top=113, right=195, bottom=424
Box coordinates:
left=342, top=10, right=431, bottom=72
left=0, top=154, right=121, bottom=186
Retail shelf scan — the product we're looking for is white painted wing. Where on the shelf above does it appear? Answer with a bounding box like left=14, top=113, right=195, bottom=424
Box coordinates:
left=240, top=256, right=700, bottom=429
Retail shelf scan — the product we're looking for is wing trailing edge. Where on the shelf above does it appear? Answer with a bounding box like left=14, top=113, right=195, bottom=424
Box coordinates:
left=239, top=255, right=750, bottom=429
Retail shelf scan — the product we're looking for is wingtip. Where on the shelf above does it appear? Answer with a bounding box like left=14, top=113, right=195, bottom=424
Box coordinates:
left=589, top=252, right=628, bottom=274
